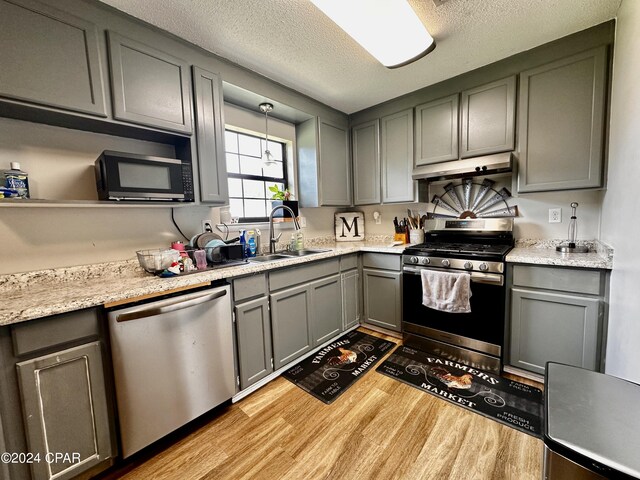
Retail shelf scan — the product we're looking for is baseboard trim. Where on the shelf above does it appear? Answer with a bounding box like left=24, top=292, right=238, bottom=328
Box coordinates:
left=503, top=364, right=544, bottom=383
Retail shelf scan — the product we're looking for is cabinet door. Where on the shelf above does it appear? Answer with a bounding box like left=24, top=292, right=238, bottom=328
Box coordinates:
left=310, top=274, right=342, bottom=346
left=0, top=0, right=106, bottom=116
left=318, top=118, right=351, bottom=206
left=193, top=66, right=228, bottom=203
left=517, top=47, right=607, bottom=192
left=381, top=109, right=415, bottom=203
left=363, top=268, right=402, bottom=332
left=16, top=342, right=114, bottom=480
left=415, top=94, right=459, bottom=166
left=352, top=119, right=380, bottom=205
left=235, top=297, right=272, bottom=390
left=270, top=284, right=312, bottom=369
left=510, top=288, right=601, bottom=375
left=460, top=76, right=516, bottom=158
left=342, top=270, right=360, bottom=331
left=107, top=31, right=192, bottom=134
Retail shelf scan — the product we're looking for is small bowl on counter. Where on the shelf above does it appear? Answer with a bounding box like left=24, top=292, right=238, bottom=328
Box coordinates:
left=136, top=249, right=181, bottom=274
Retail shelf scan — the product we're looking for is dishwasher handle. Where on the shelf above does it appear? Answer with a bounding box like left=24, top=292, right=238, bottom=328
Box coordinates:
left=116, top=288, right=228, bottom=322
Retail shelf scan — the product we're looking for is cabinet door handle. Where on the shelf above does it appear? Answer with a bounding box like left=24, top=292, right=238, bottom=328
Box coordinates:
left=403, top=266, right=504, bottom=286
left=116, top=289, right=227, bottom=322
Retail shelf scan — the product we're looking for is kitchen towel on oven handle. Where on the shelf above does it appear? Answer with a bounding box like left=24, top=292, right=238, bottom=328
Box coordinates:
left=420, top=269, right=472, bottom=313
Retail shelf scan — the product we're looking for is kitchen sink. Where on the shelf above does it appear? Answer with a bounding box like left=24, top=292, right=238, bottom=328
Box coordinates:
left=248, top=249, right=332, bottom=263
left=280, top=249, right=332, bottom=257
left=248, top=254, right=290, bottom=262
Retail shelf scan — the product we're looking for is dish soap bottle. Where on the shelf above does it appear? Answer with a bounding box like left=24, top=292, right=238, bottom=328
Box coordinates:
left=4, top=162, right=29, bottom=198
left=295, top=230, right=305, bottom=251
left=247, top=230, right=257, bottom=257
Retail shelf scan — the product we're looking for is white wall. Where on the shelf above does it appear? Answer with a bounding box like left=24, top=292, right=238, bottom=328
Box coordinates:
left=600, top=0, right=640, bottom=383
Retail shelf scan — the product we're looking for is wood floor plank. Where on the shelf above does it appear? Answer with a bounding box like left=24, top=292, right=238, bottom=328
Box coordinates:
left=116, top=328, right=543, bottom=480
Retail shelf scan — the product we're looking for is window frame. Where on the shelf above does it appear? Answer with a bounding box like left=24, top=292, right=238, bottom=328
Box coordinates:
left=225, top=129, right=289, bottom=223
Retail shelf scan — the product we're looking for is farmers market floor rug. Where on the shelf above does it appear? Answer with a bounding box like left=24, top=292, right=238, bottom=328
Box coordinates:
left=376, top=345, right=543, bottom=437
left=282, top=330, right=396, bottom=404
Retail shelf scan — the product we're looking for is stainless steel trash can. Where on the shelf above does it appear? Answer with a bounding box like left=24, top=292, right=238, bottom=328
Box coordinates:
left=544, top=362, right=640, bottom=479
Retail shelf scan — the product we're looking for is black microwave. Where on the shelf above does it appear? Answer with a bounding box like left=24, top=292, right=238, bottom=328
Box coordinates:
left=95, top=151, right=194, bottom=202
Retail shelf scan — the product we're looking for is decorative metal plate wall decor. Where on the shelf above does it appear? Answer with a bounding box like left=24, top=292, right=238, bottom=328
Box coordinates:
left=430, top=178, right=517, bottom=219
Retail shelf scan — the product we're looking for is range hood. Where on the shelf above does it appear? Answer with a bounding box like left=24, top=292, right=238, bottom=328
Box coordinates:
left=412, top=152, right=513, bottom=181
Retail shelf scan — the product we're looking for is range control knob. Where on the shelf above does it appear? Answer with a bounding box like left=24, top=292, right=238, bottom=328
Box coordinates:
left=441, top=259, right=451, bottom=267
left=463, top=261, right=473, bottom=270
left=410, top=256, right=419, bottom=264
left=479, top=263, right=489, bottom=272
left=421, top=257, right=431, bottom=265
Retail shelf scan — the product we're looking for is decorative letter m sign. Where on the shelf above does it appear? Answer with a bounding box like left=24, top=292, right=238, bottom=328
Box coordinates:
left=334, top=212, right=365, bottom=242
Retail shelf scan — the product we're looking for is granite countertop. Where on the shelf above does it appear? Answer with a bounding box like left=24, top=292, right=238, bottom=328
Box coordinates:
left=506, top=239, right=613, bottom=270
left=0, top=238, right=406, bottom=326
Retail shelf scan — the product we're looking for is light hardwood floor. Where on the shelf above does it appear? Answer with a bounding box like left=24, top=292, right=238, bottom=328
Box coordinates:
left=118, top=328, right=543, bottom=480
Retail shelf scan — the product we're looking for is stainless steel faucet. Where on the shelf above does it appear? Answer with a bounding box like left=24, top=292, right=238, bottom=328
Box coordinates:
left=268, top=205, right=300, bottom=253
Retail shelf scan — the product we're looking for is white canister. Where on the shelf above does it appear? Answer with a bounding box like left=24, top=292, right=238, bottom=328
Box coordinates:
left=409, top=229, right=425, bottom=244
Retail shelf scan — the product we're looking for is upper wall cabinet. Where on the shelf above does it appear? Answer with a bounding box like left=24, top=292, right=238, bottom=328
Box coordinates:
left=107, top=31, right=193, bottom=134
left=352, top=119, right=381, bottom=205
left=297, top=117, right=351, bottom=207
left=0, top=0, right=107, bottom=117
left=460, top=76, right=516, bottom=158
left=517, top=47, right=607, bottom=192
left=381, top=109, right=415, bottom=203
left=192, top=66, right=228, bottom=204
left=415, top=94, right=459, bottom=166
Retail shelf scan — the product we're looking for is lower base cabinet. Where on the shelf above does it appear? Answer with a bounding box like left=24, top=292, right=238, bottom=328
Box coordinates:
left=341, top=269, right=360, bottom=330
left=270, top=284, right=313, bottom=370
left=509, top=288, right=601, bottom=375
left=16, top=341, right=114, bottom=480
left=363, top=268, right=402, bottom=332
left=310, top=274, right=342, bottom=346
left=508, top=264, right=606, bottom=376
left=235, top=297, right=273, bottom=391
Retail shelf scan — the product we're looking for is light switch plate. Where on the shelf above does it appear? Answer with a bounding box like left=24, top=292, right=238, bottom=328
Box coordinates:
left=549, top=208, right=562, bottom=223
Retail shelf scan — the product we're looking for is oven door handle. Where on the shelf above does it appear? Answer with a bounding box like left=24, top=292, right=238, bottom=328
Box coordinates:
left=403, top=266, right=504, bottom=286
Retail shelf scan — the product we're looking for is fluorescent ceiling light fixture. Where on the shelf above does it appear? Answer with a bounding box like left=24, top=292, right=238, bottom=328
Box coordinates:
left=311, top=0, right=435, bottom=68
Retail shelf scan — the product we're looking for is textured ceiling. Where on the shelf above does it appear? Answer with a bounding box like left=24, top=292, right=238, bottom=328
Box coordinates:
left=99, top=0, right=621, bottom=114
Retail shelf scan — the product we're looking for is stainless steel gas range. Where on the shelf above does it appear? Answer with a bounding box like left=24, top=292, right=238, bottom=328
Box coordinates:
left=402, top=218, right=514, bottom=373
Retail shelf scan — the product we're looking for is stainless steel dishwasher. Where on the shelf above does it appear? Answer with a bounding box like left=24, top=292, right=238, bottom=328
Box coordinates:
left=108, top=284, right=235, bottom=458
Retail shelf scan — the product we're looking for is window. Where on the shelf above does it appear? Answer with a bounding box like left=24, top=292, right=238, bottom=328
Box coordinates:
left=225, top=130, right=288, bottom=222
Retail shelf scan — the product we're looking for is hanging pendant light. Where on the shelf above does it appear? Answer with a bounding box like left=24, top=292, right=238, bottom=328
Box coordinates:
left=259, top=102, right=277, bottom=168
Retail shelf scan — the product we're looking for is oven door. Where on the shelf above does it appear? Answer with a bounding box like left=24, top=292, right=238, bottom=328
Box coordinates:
left=402, top=265, right=506, bottom=354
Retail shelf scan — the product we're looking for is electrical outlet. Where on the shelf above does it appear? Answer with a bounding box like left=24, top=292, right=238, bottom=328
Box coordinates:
left=201, top=220, right=213, bottom=232
left=549, top=208, right=562, bottom=223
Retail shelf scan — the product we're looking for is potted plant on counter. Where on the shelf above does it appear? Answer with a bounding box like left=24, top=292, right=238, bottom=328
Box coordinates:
left=269, top=184, right=298, bottom=218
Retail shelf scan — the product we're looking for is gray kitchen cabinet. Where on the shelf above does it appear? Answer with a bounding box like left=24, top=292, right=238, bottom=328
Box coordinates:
left=270, top=283, right=313, bottom=370
left=460, top=76, right=516, bottom=158
left=517, top=46, right=607, bottom=192
left=381, top=109, right=415, bottom=203
left=107, top=31, right=193, bottom=134
left=192, top=66, right=228, bottom=204
left=362, top=253, right=402, bottom=332
left=297, top=117, right=351, bottom=207
left=510, top=288, right=601, bottom=376
left=0, top=0, right=107, bottom=117
left=310, top=274, right=343, bottom=346
left=341, top=269, right=360, bottom=331
left=235, top=296, right=273, bottom=390
left=16, top=341, right=114, bottom=480
left=415, top=94, right=459, bottom=166
left=352, top=119, right=381, bottom=205
left=508, top=264, right=606, bottom=376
